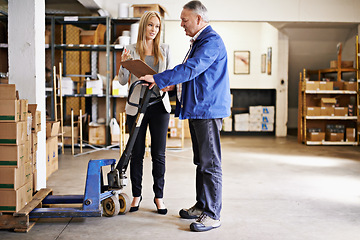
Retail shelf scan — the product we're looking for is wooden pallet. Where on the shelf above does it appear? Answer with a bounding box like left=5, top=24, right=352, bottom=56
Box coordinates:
left=0, top=188, right=52, bottom=232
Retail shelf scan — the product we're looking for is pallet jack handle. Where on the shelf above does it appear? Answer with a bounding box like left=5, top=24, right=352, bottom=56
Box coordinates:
left=107, top=80, right=164, bottom=189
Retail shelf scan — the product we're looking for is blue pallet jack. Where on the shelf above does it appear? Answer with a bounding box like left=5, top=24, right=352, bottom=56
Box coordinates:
left=30, top=81, right=162, bottom=218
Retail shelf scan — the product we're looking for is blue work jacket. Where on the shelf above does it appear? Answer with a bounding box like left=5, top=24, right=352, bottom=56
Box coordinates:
left=153, top=25, right=231, bottom=120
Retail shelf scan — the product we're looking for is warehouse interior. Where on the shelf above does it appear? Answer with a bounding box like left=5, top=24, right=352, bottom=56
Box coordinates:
left=1, top=0, right=360, bottom=239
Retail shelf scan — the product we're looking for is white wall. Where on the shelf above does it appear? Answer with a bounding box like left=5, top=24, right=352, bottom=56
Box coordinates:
left=95, top=0, right=360, bottom=23
left=164, top=21, right=282, bottom=88
left=164, top=21, right=288, bottom=136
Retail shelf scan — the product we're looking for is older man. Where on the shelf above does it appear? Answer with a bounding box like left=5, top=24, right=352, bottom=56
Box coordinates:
left=140, top=0, right=231, bottom=232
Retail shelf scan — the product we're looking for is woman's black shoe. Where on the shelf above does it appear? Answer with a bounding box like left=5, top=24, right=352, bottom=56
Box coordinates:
left=129, top=196, right=142, bottom=212
left=154, top=198, right=167, bottom=215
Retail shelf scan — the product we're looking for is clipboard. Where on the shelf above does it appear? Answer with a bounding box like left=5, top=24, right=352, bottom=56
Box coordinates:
left=120, top=59, right=156, bottom=78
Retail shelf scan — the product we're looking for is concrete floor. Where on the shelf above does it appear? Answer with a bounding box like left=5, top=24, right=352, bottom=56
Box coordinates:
left=1, top=135, right=360, bottom=240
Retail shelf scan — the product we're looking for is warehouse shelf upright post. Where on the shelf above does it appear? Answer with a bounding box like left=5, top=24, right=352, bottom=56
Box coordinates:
left=357, top=35, right=360, bottom=145
left=298, top=42, right=359, bottom=145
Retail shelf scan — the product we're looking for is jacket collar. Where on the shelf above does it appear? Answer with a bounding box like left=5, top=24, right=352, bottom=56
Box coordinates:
left=193, top=25, right=212, bottom=43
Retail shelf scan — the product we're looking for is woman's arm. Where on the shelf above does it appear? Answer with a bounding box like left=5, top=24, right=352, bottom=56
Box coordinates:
left=118, top=48, right=132, bottom=85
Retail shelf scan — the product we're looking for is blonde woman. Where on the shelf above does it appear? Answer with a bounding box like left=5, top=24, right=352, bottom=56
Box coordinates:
left=118, top=11, right=172, bottom=215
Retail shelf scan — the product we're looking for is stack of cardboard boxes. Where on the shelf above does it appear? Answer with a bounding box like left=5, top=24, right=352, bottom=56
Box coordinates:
left=305, top=80, right=357, bottom=142
left=168, top=114, right=190, bottom=139
left=306, top=80, right=356, bottom=118
left=0, top=84, right=37, bottom=213
left=46, top=121, right=59, bottom=179
left=28, top=104, right=41, bottom=188
left=248, top=106, right=275, bottom=132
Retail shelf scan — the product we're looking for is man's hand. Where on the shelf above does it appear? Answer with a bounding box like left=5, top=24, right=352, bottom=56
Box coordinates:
left=139, top=75, right=156, bottom=89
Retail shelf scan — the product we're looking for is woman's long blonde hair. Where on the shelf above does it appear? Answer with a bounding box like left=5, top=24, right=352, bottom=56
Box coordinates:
left=136, top=11, right=164, bottom=65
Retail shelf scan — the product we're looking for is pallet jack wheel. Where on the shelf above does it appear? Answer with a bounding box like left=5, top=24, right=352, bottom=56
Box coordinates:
left=102, top=195, right=120, bottom=217
left=118, top=193, right=131, bottom=215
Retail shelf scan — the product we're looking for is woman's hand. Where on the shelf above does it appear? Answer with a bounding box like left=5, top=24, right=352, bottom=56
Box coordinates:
left=162, top=85, right=175, bottom=92
left=121, top=49, right=131, bottom=62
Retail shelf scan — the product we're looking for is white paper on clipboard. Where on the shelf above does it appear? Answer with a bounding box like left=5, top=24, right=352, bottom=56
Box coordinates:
left=120, top=59, right=156, bottom=78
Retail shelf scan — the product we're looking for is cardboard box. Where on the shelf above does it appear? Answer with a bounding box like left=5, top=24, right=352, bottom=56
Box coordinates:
left=234, top=122, right=249, bottom=131
left=45, top=28, right=51, bottom=44
left=0, top=180, right=33, bottom=212
left=31, top=132, right=38, bottom=153
left=249, top=114, right=262, bottom=122
left=249, top=122, right=262, bottom=131
left=28, top=104, right=41, bottom=132
left=89, top=124, right=106, bottom=145
left=330, top=60, right=353, bottom=68
left=346, top=128, right=356, bottom=142
left=63, top=125, right=79, bottom=145
left=34, top=111, right=41, bottom=132
left=307, top=107, right=321, bottom=116
left=27, top=113, right=32, bottom=141
left=262, top=106, right=275, bottom=115
left=307, top=132, right=325, bottom=141
left=30, top=151, right=36, bottom=166
left=80, top=24, right=106, bottom=45
left=0, top=162, right=33, bottom=190
left=234, top=113, right=249, bottom=123
left=0, top=100, right=20, bottom=122
left=33, top=169, right=37, bottom=192
left=326, top=132, right=344, bottom=142
left=261, top=123, right=274, bottom=132
left=0, top=78, right=8, bottom=84
left=0, top=84, right=16, bottom=100
left=0, top=144, right=28, bottom=168
left=46, top=121, right=60, bottom=138
left=168, top=116, right=190, bottom=138
left=63, top=125, right=79, bottom=138
left=249, top=106, right=262, bottom=115
left=319, top=82, right=333, bottom=90
left=132, top=4, right=168, bottom=18
left=0, top=122, right=27, bottom=145
left=343, top=82, right=357, bottom=91
left=305, top=81, right=320, bottom=90
left=112, top=80, right=128, bottom=96
left=262, top=115, right=274, bottom=123
left=86, top=79, right=103, bottom=95
left=334, top=107, right=348, bottom=116
left=19, top=99, right=28, bottom=121
left=222, top=117, right=232, bottom=132
left=169, top=128, right=178, bottom=137
left=46, top=136, right=58, bottom=179
left=332, top=81, right=343, bottom=90
left=320, top=107, right=334, bottom=116
left=321, top=98, right=336, bottom=107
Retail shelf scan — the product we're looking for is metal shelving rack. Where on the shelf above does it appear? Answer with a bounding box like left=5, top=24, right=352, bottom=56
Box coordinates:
left=298, top=42, right=359, bottom=146
left=47, top=16, right=140, bottom=146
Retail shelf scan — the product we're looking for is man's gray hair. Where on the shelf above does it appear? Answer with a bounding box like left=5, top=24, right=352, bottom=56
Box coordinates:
left=183, top=1, right=209, bottom=23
